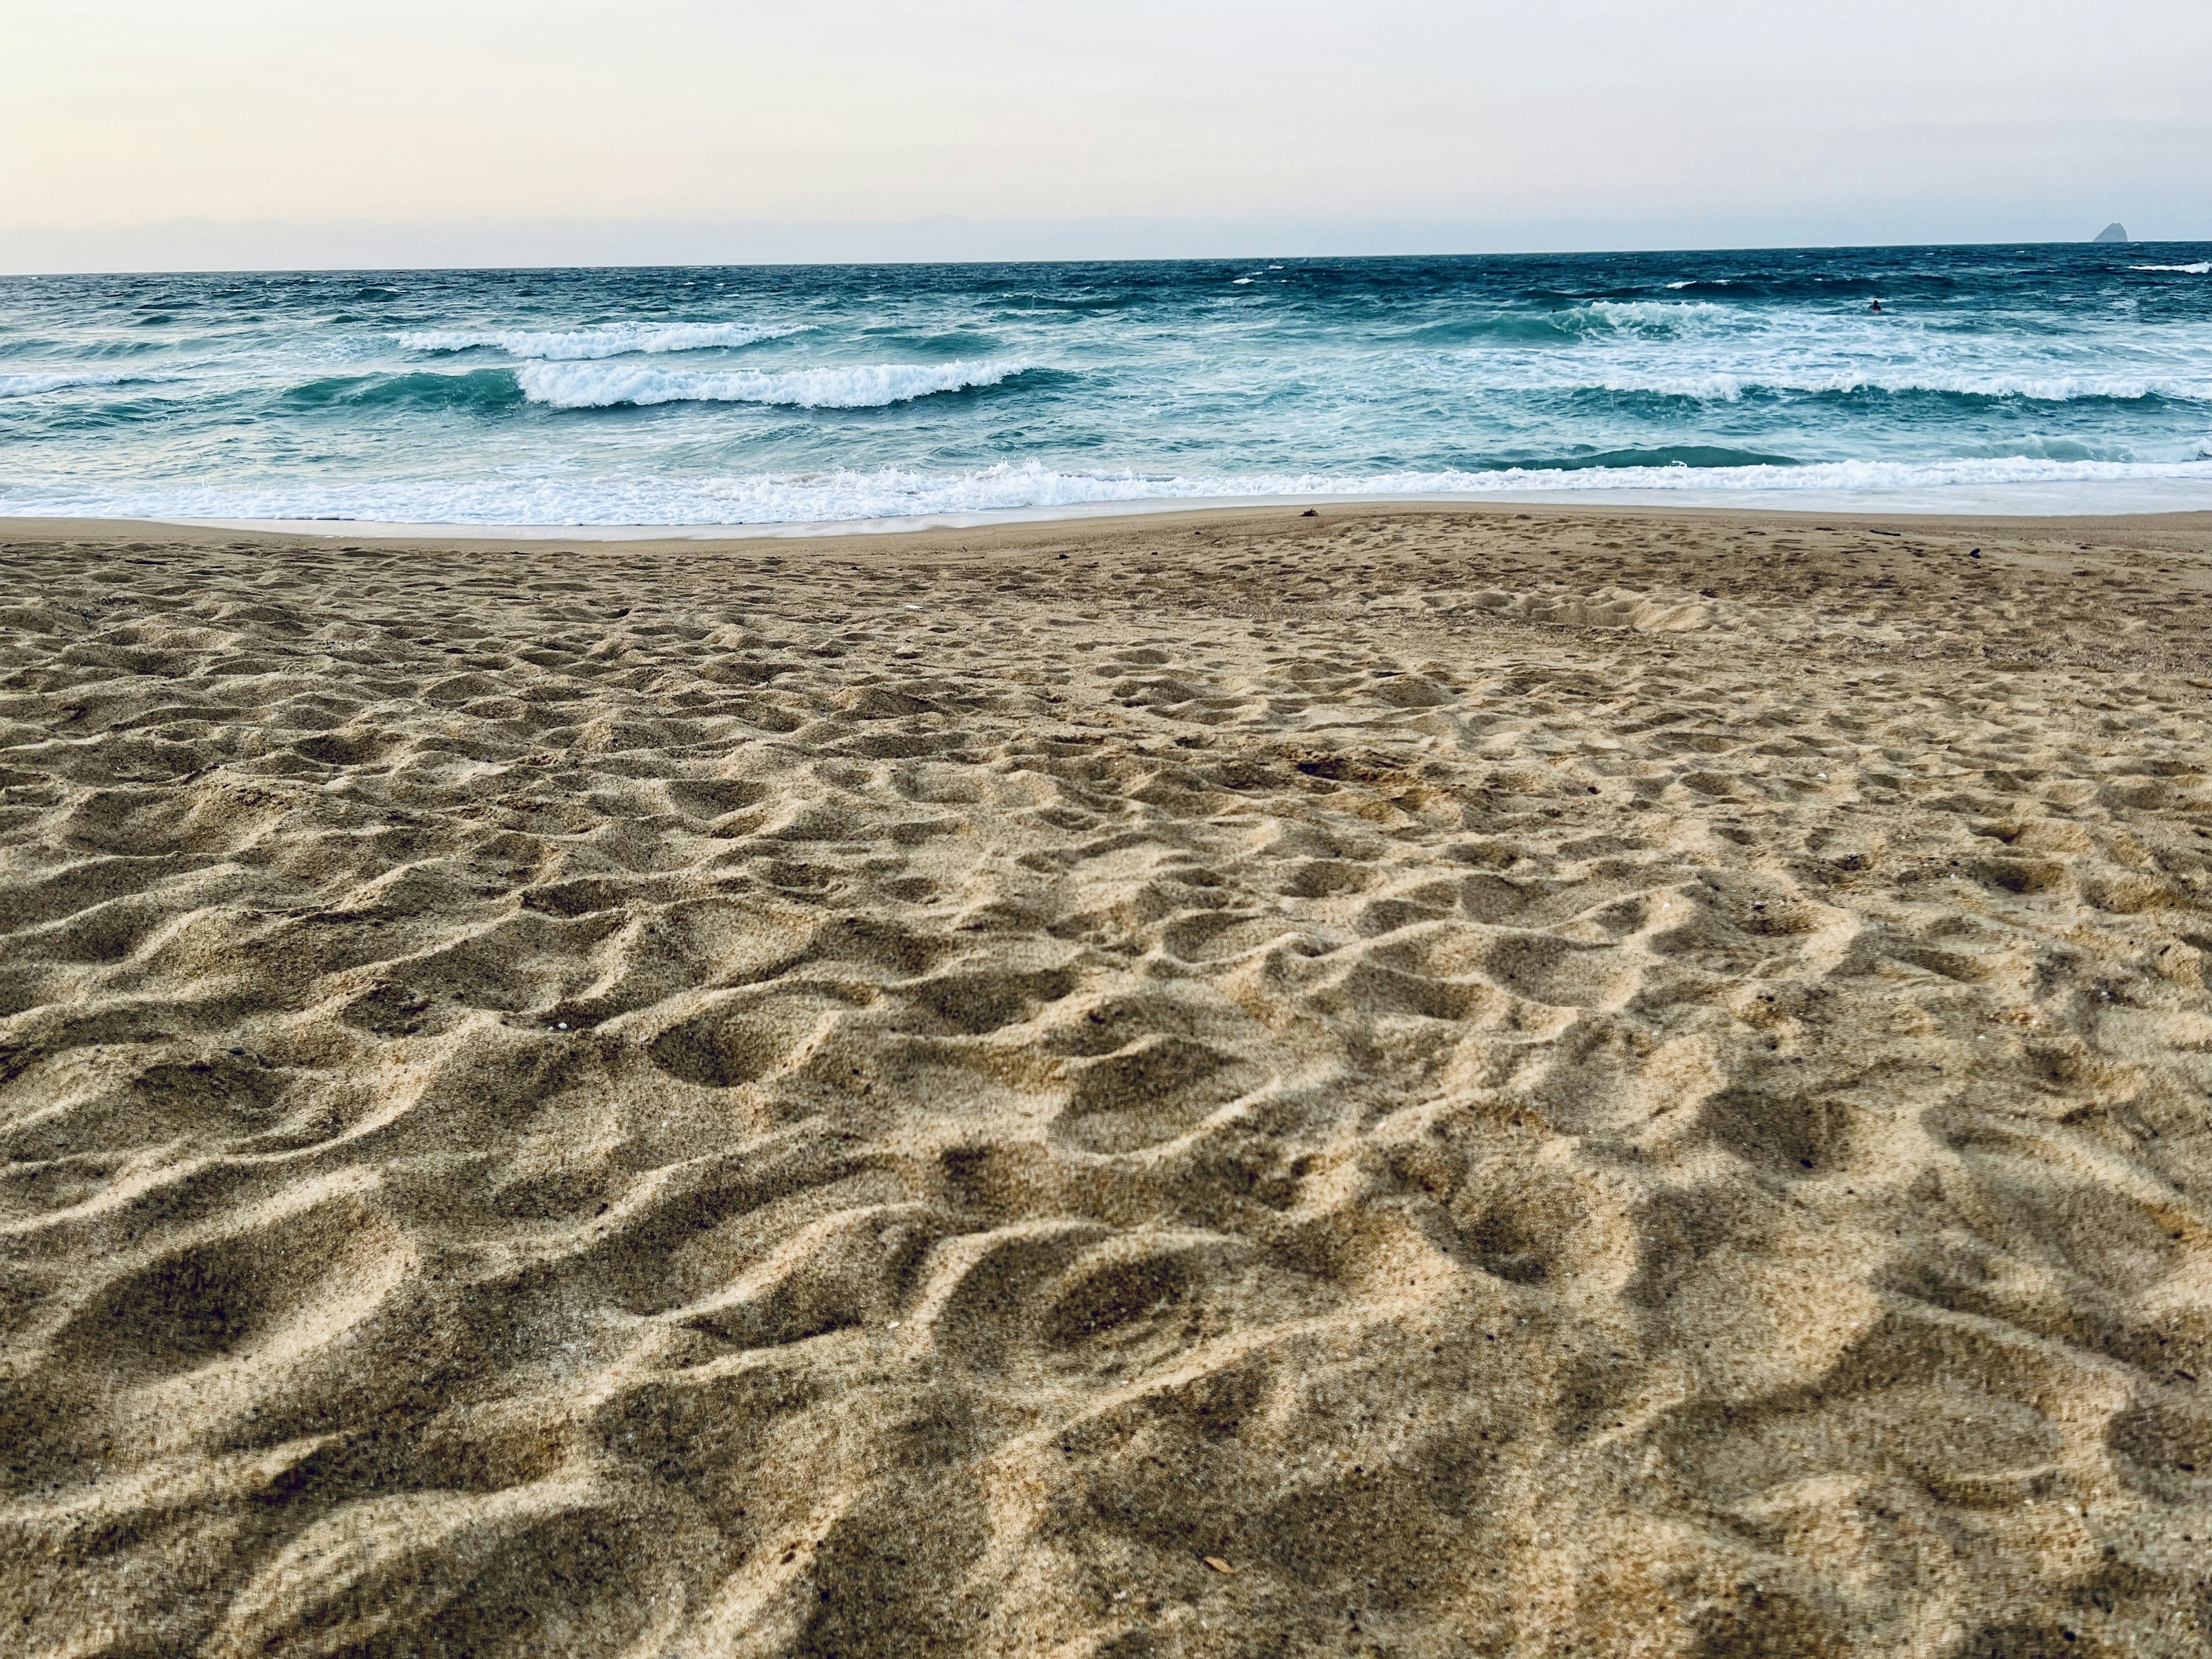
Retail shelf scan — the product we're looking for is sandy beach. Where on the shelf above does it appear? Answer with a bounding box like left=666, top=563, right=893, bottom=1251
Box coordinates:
left=4, top=502, right=2211, bottom=1656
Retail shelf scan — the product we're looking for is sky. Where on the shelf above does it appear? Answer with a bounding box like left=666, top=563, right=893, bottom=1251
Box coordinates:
left=4, top=0, right=2208, bottom=271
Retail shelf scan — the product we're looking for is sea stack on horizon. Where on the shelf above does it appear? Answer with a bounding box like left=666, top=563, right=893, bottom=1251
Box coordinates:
left=2093, top=221, right=2130, bottom=242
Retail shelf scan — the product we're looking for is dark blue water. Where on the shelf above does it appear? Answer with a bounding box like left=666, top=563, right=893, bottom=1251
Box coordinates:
left=2, top=243, right=2208, bottom=524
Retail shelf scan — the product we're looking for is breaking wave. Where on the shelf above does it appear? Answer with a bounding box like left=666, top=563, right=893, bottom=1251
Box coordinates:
left=1407, top=300, right=1753, bottom=347
left=2132, top=262, right=2210, bottom=275
left=1579, top=299, right=1736, bottom=332
left=514, top=358, right=1036, bottom=410
left=396, top=322, right=799, bottom=359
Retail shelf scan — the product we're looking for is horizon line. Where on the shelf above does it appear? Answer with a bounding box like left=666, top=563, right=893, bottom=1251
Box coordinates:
left=2, top=211, right=2201, bottom=279
left=4, top=234, right=2205, bottom=282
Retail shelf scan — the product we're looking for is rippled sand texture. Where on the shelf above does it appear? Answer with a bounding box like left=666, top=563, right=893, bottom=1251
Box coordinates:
left=4, top=506, right=2212, bottom=1658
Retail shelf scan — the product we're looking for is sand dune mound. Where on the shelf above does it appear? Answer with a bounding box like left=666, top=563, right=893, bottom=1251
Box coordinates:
left=3, top=506, right=2210, bottom=1655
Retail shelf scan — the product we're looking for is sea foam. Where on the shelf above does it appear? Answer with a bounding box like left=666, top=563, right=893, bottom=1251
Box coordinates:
left=2131, top=262, right=2211, bottom=275
left=513, top=358, right=1032, bottom=410
left=12, top=455, right=2211, bottom=531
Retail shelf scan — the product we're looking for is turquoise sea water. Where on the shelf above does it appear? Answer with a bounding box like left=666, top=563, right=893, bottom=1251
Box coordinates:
left=2, top=244, right=2209, bottom=525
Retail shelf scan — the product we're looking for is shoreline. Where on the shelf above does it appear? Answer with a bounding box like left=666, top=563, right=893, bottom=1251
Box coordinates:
left=13, top=475, right=2212, bottom=539
left=9, top=494, right=2212, bottom=552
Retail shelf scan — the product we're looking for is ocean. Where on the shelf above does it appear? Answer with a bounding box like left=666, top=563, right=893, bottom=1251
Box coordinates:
left=3, top=244, right=2209, bottom=528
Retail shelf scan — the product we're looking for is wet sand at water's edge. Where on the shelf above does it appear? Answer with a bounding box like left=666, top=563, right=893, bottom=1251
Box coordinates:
left=4, top=504, right=2212, bottom=1656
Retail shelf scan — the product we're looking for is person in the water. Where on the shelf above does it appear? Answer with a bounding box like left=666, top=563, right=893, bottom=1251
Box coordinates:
left=1869, top=300, right=1884, bottom=314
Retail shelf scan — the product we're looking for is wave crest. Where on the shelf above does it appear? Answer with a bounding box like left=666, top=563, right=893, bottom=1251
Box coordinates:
left=1411, top=300, right=1740, bottom=347
left=396, top=323, right=797, bottom=360
left=281, top=369, right=525, bottom=412
left=514, top=358, right=1035, bottom=410
left=0, top=370, right=165, bottom=400
left=1580, top=369, right=2204, bottom=403
left=2131, top=262, right=2210, bottom=275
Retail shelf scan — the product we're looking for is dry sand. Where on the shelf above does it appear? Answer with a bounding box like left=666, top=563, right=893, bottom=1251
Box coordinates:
left=3, top=503, right=2211, bottom=1657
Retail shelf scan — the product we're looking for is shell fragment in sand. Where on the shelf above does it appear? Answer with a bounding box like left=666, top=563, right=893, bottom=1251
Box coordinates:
left=1203, top=1556, right=1234, bottom=1575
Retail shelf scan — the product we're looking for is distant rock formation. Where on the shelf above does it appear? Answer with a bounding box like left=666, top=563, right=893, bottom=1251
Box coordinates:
left=2093, top=222, right=2130, bottom=243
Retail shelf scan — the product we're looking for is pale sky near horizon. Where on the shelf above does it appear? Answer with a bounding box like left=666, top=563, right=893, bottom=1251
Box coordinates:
left=5, top=0, right=2208, bottom=269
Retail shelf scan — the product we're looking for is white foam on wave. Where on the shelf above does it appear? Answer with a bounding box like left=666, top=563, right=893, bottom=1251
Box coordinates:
left=13, top=454, right=2210, bottom=529
left=514, top=358, right=1032, bottom=410
left=2131, top=262, right=2210, bottom=275
left=396, top=322, right=798, bottom=360
left=0, top=369, right=164, bottom=399
left=1581, top=300, right=1738, bottom=331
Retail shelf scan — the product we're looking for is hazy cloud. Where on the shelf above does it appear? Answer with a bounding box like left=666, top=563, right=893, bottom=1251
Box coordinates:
left=3, top=0, right=2205, bottom=269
